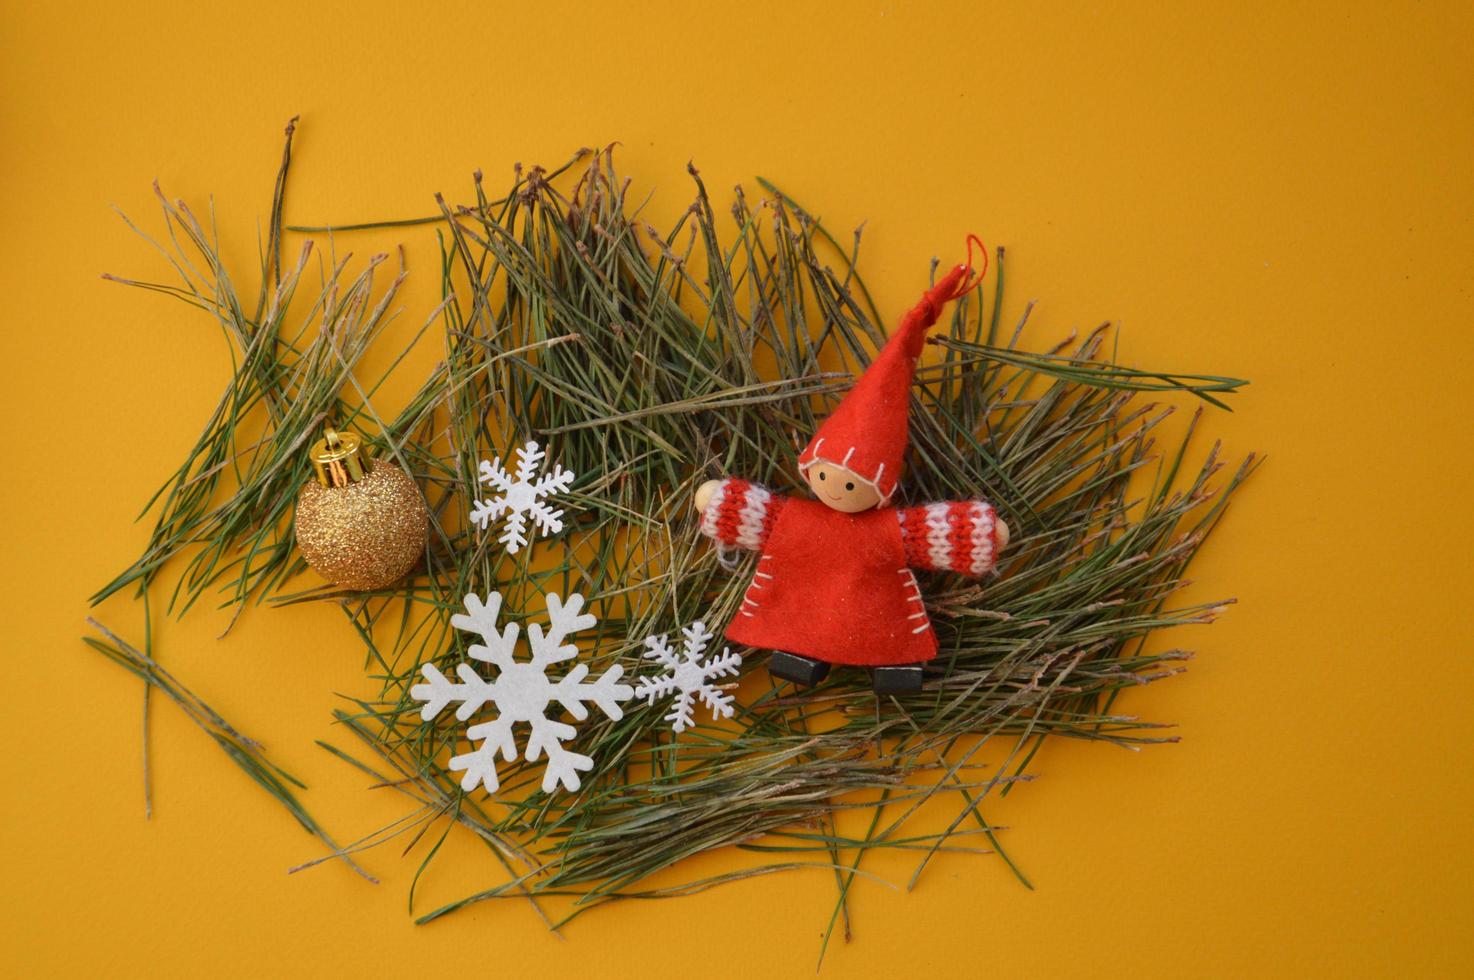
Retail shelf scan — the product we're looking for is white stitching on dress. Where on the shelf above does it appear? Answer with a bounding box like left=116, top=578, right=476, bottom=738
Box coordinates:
left=742, top=551, right=775, bottom=619
left=899, top=567, right=931, bottom=634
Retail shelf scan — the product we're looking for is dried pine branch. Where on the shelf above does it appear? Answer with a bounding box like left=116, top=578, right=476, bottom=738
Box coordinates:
left=83, top=617, right=373, bottom=882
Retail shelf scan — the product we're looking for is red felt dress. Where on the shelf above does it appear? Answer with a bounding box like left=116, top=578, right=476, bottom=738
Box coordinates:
left=700, top=479, right=1001, bottom=667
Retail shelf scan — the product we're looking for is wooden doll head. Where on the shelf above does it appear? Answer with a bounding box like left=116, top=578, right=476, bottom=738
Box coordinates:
left=805, top=460, right=883, bottom=513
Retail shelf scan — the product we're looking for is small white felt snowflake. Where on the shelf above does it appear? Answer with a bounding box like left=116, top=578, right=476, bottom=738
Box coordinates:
left=410, top=591, right=631, bottom=794
left=633, top=621, right=743, bottom=733
left=470, top=440, right=576, bottom=555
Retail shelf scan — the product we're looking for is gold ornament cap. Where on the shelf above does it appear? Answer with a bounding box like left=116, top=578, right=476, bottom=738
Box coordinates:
left=310, top=427, right=369, bottom=488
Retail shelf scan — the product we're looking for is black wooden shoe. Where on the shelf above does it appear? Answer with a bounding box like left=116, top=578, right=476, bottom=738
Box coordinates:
left=872, top=665, right=925, bottom=695
left=768, top=651, right=832, bottom=686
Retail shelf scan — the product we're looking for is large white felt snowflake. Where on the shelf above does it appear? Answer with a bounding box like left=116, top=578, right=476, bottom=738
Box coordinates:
left=470, top=440, right=576, bottom=555
left=633, top=621, right=743, bottom=733
left=410, top=592, right=631, bottom=794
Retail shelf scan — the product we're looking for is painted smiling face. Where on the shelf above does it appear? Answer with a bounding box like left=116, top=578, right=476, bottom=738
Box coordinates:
left=804, top=460, right=883, bottom=513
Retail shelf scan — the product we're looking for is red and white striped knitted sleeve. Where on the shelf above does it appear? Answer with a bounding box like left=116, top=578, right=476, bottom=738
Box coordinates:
left=698, top=478, right=786, bottom=552
left=896, top=501, right=1002, bottom=577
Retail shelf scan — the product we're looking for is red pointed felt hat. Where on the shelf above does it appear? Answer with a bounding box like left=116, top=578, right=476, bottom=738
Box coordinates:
left=798, top=239, right=987, bottom=502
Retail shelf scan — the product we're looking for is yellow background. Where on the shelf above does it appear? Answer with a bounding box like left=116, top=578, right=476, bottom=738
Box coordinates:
left=3, top=1, right=1471, bottom=976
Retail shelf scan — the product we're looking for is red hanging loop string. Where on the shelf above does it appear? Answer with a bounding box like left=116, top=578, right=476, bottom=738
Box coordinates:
left=944, top=233, right=989, bottom=302
left=905, top=234, right=993, bottom=355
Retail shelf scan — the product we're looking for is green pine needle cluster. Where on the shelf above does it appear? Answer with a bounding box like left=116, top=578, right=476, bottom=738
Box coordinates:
left=88, top=122, right=1252, bottom=954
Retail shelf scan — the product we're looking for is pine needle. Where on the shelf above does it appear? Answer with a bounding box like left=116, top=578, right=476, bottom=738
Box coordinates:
left=84, top=617, right=375, bottom=883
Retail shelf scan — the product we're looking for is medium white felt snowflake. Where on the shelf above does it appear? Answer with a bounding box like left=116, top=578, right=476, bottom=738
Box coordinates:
left=633, top=621, right=743, bottom=733
left=470, top=440, right=576, bottom=555
left=410, top=591, right=632, bottom=794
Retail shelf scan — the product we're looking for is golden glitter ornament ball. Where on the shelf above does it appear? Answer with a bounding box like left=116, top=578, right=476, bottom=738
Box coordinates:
left=294, top=428, right=429, bottom=591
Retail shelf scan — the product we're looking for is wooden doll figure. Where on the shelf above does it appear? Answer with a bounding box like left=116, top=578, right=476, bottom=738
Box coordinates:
left=694, top=249, right=1011, bottom=695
